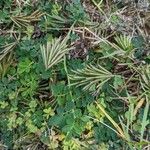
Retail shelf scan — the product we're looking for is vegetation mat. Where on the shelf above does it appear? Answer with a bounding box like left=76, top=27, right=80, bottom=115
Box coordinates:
left=0, top=0, right=150, bottom=149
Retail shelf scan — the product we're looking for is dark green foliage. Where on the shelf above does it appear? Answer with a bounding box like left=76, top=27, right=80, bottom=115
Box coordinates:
left=0, top=0, right=149, bottom=149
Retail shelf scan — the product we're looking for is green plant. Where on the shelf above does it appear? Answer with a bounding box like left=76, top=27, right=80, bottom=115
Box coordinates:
left=0, top=42, right=16, bottom=61
left=0, top=0, right=150, bottom=149
left=69, top=63, right=115, bottom=93
left=40, top=30, right=73, bottom=70
left=0, top=52, right=13, bottom=78
left=11, top=10, right=44, bottom=28
left=115, top=35, right=133, bottom=52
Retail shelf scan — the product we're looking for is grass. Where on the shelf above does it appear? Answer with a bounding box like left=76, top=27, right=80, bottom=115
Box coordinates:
left=0, top=0, right=150, bottom=149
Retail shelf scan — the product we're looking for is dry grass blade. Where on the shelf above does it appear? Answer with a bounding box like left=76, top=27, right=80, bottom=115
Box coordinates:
left=95, top=101, right=126, bottom=140
left=0, top=52, right=13, bottom=78
left=0, top=42, right=16, bottom=61
left=69, top=63, right=115, bottom=92
left=46, top=14, right=69, bottom=28
left=139, top=65, right=150, bottom=91
left=11, top=10, right=45, bottom=27
left=40, top=36, right=73, bottom=70
left=140, top=97, right=149, bottom=142
left=134, top=98, right=145, bottom=116
left=40, top=23, right=75, bottom=70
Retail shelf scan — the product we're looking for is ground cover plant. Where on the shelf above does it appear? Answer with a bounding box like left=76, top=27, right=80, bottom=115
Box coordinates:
left=0, top=0, right=150, bottom=149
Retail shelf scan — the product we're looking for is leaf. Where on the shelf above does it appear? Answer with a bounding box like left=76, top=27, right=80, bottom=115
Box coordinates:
left=132, top=36, right=144, bottom=49
left=17, top=58, right=33, bottom=74
left=51, top=81, right=66, bottom=96
left=140, top=100, right=149, bottom=141
left=114, top=35, right=133, bottom=52
left=0, top=52, right=13, bottom=78
left=0, top=42, right=16, bottom=61
left=96, top=102, right=126, bottom=140
left=48, top=115, right=64, bottom=127
left=43, top=107, right=55, bottom=118
left=62, top=124, right=73, bottom=134
left=16, top=117, right=23, bottom=125
left=113, top=75, right=124, bottom=89
left=29, top=100, right=37, bottom=109
left=0, top=101, right=9, bottom=109
left=31, top=110, right=44, bottom=127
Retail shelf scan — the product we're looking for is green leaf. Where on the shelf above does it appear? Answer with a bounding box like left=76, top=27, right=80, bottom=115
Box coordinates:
left=0, top=101, right=8, bottom=109
left=29, top=100, right=37, bottom=110
left=17, top=58, right=33, bottom=74
left=43, top=107, right=55, bottom=118
left=113, top=75, right=124, bottom=89
left=69, top=63, right=115, bottom=93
